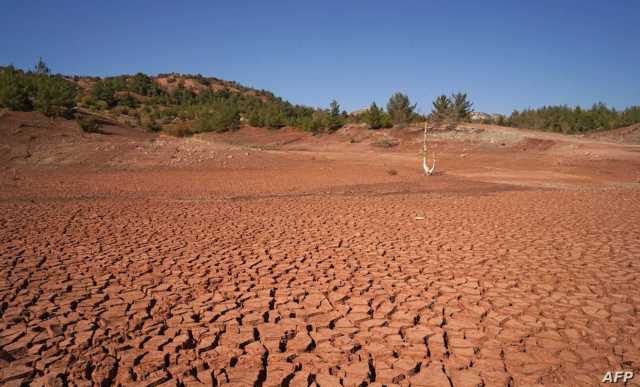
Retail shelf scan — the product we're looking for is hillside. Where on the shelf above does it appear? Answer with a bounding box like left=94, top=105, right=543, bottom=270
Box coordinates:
left=71, top=72, right=274, bottom=101
left=3, top=65, right=640, bottom=140
left=587, top=123, right=640, bottom=144
left=2, top=109, right=639, bottom=190
left=0, top=65, right=334, bottom=135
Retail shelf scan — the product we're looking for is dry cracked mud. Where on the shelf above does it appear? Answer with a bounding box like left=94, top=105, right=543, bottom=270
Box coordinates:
left=1, top=114, right=640, bottom=386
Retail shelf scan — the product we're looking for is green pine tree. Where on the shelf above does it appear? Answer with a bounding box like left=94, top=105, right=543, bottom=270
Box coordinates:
left=451, top=92, right=473, bottom=121
left=327, top=99, right=343, bottom=131
left=431, top=95, right=452, bottom=121
left=387, top=92, right=416, bottom=126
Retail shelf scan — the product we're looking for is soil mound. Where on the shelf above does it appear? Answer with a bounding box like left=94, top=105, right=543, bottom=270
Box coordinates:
left=588, top=123, right=640, bottom=144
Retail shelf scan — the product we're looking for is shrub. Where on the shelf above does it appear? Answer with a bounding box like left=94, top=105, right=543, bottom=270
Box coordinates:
left=77, top=117, right=102, bottom=133
left=372, top=138, right=398, bottom=148
left=172, top=85, right=196, bottom=105
left=195, top=105, right=240, bottom=133
left=264, top=107, right=286, bottom=129
left=621, top=106, right=640, bottom=126
left=32, top=75, right=77, bottom=118
left=78, top=94, right=98, bottom=108
left=117, top=93, right=138, bottom=108
left=94, top=100, right=109, bottom=111
left=140, top=115, right=161, bottom=132
left=365, top=102, right=392, bottom=129
left=128, top=73, right=162, bottom=96
left=91, top=79, right=117, bottom=107
left=241, top=105, right=285, bottom=129
left=0, top=66, right=33, bottom=111
left=298, top=113, right=326, bottom=134
left=113, top=106, right=129, bottom=116
left=147, top=121, right=162, bottom=132
left=177, top=109, right=195, bottom=120
left=165, top=124, right=192, bottom=137
left=248, top=109, right=265, bottom=127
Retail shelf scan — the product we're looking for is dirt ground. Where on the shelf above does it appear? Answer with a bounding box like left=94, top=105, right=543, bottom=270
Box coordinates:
left=1, top=111, right=640, bottom=386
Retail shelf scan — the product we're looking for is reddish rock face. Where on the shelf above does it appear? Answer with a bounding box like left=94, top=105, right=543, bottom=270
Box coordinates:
left=1, top=113, right=640, bottom=386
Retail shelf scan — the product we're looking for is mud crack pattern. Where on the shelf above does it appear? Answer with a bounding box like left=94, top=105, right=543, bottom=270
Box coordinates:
left=1, top=189, right=639, bottom=386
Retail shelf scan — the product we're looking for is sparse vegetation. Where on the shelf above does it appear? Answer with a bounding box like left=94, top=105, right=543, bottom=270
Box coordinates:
left=0, top=66, right=32, bottom=111
left=141, top=115, right=161, bottom=132
left=84, top=73, right=349, bottom=134
left=2, top=61, right=640, bottom=135
left=364, top=102, right=392, bottom=129
left=32, top=75, right=77, bottom=118
left=128, top=72, right=163, bottom=96
left=90, top=79, right=117, bottom=107
left=503, top=103, right=640, bottom=134
left=195, top=104, right=240, bottom=133
left=77, top=116, right=102, bottom=133
left=164, top=123, right=193, bottom=137
left=0, top=63, right=77, bottom=117
left=372, top=137, right=397, bottom=148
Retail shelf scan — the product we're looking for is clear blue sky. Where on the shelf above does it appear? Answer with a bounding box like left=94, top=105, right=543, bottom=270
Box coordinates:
left=1, top=0, right=638, bottom=114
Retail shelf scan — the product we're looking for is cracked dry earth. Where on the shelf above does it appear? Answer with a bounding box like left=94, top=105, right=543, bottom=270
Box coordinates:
left=1, top=166, right=640, bottom=387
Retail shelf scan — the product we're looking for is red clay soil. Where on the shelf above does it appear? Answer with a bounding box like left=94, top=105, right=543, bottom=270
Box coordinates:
left=587, top=124, right=640, bottom=145
left=1, top=112, right=640, bottom=386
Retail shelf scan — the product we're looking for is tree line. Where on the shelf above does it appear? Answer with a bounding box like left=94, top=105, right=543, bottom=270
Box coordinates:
left=2, top=60, right=638, bottom=135
left=494, top=104, right=640, bottom=134
left=352, top=92, right=473, bottom=129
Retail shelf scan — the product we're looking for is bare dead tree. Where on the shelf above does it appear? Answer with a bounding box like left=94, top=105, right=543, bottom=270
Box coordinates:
left=422, top=120, right=435, bottom=175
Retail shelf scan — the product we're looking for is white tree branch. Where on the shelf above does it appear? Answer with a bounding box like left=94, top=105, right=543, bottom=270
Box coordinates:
left=423, top=121, right=435, bottom=175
